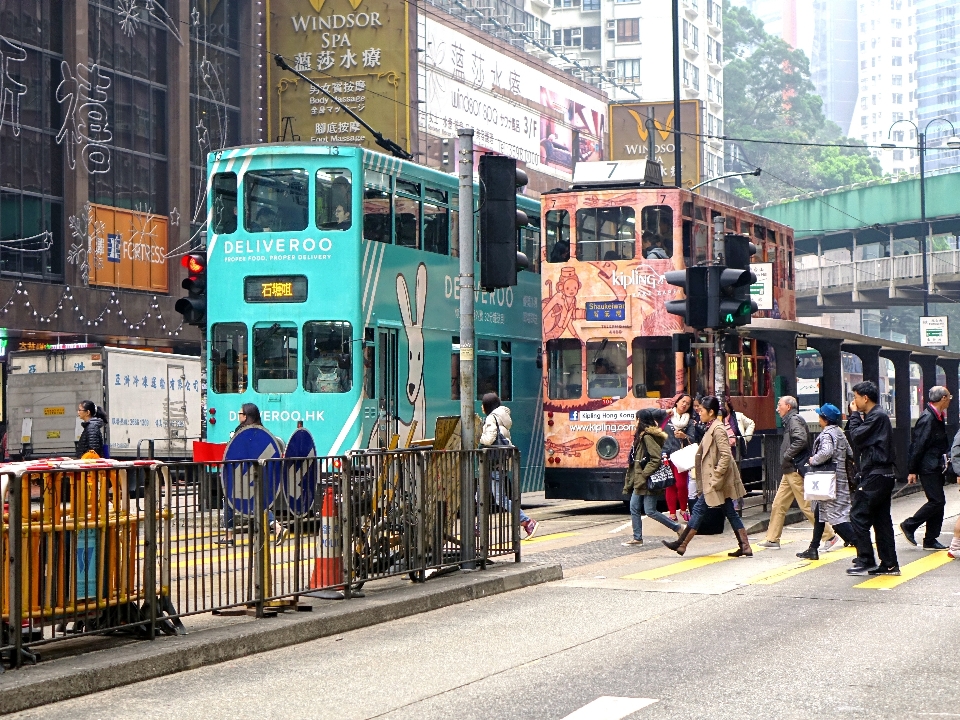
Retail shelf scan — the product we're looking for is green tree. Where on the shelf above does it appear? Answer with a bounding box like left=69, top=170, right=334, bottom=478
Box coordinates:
left=722, top=1, right=881, bottom=204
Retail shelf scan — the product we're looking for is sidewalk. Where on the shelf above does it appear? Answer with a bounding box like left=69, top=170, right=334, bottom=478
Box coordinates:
left=0, top=562, right=561, bottom=716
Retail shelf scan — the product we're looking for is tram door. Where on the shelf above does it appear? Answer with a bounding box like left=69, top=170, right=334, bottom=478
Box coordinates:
left=377, top=328, right=399, bottom=448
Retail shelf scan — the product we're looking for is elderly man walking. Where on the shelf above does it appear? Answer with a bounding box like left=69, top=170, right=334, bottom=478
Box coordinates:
left=900, top=386, right=952, bottom=550
left=758, top=396, right=837, bottom=549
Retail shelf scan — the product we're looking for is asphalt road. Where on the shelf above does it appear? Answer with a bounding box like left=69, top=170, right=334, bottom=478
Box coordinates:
left=13, top=489, right=960, bottom=720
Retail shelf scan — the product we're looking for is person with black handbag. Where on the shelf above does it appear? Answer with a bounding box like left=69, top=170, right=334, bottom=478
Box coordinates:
left=622, top=410, right=682, bottom=546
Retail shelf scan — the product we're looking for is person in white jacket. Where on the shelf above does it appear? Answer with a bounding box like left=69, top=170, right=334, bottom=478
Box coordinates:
left=479, top=392, right=538, bottom=539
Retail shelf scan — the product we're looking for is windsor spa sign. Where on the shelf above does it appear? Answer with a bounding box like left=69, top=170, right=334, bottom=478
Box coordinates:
left=267, top=0, right=411, bottom=152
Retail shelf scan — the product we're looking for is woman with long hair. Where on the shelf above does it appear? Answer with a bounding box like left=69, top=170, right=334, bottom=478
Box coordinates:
left=663, top=393, right=692, bottom=522
left=77, top=400, right=108, bottom=458
left=663, top=396, right=753, bottom=558
left=622, top=409, right=682, bottom=546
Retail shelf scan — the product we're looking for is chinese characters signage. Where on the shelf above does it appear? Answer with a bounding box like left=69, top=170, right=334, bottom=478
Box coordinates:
left=585, top=301, right=626, bottom=322
left=609, top=101, right=702, bottom=187
left=244, top=275, right=309, bottom=303
left=88, top=204, right=169, bottom=291
left=267, top=0, right=410, bottom=152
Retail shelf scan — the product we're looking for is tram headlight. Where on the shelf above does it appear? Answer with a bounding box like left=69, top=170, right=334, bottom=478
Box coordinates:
left=596, top=436, right=619, bottom=461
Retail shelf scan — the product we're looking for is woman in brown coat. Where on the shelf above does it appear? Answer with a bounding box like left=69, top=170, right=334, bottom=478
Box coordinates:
left=663, top=396, right=752, bottom=557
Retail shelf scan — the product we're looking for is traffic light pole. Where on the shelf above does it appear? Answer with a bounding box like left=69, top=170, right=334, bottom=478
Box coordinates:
left=457, top=128, right=477, bottom=570
left=713, top=216, right=726, bottom=402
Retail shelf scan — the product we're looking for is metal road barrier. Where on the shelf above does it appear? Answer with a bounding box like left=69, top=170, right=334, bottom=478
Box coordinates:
left=0, top=448, right=520, bottom=669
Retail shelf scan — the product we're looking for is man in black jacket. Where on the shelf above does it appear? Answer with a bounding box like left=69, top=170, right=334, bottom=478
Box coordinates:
left=846, top=380, right=900, bottom=576
left=901, top=386, right=952, bottom=549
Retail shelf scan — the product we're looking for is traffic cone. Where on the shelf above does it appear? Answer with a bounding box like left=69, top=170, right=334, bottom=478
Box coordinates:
left=309, top=486, right=345, bottom=600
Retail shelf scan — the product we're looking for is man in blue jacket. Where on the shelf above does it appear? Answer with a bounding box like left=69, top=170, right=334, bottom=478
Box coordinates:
left=901, top=386, right=952, bottom=550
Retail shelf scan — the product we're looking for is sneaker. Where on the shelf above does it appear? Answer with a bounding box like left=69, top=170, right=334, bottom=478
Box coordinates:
left=819, top=535, right=843, bottom=553
left=900, top=522, right=918, bottom=546
left=215, top=536, right=235, bottom=547
left=948, top=542, right=960, bottom=559
left=522, top=519, right=539, bottom=540
left=681, top=511, right=691, bottom=522
left=273, top=523, right=287, bottom=546
left=867, top=565, right=901, bottom=576
left=757, top=540, right=781, bottom=549
left=621, top=539, right=643, bottom=546
left=846, top=564, right=876, bottom=576
left=796, top=548, right=819, bottom=561
left=922, top=540, right=948, bottom=550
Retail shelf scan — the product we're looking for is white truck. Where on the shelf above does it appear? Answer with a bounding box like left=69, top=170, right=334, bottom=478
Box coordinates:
left=7, top=347, right=202, bottom=459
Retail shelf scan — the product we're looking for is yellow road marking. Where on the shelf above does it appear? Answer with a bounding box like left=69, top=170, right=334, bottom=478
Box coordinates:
left=747, top=547, right=857, bottom=585
left=524, top=531, right=579, bottom=545
left=621, top=542, right=783, bottom=580
left=855, top=551, right=955, bottom=589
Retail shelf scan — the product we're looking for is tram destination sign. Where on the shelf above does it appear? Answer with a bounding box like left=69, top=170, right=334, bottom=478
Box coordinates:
left=244, top=275, right=309, bottom=303
left=585, top=300, right=626, bottom=322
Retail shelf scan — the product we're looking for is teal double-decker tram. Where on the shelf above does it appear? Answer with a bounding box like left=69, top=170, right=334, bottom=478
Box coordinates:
left=204, top=144, right=545, bottom=488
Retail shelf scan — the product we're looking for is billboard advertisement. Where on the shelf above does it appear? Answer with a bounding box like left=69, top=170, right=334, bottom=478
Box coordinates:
left=608, top=100, right=702, bottom=187
left=87, top=204, right=169, bottom=291
left=267, top=0, right=411, bottom=152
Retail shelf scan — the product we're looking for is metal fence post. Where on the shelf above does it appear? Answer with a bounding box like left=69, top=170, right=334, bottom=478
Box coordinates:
left=512, top=449, right=521, bottom=562
left=340, top=458, right=353, bottom=599
left=143, top=466, right=159, bottom=640
left=8, top=473, right=22, bottom=667
left=477, top=451, right=489, bottom=569
left=254, top=461, right=267, bottom=618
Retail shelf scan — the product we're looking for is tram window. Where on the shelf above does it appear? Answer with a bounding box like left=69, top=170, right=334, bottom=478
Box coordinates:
left=726, top=216, right=737, bottom=232
left=363, top=329, right=375, bottom=399
left=211, top=323, right=247, bottom=394
left=545, top=209, right=570, bottom=263
left=451, top=336, right=460, bottom=400
left=303, top=321, right=352, bottom=393
left=640, top=205, right=673, bottom=259
left=682, top=201, right=693, bottom=219
left=363, top=169, right=392, bottom=244
left=631, top=337, right=674, bottom=399
left=477, top=355, right=499, bottom=399
left=211, top=173, right=237, bottom=235
left=546, top=338, right=582, bottom=400
left=520, top=219, right=541, bottom=273
left=395, top=196, right=421, bottom=249
left=423, top=202, right=449, bottom=255
left=252, top=322, right=298, bottom=394
left=476, top=337, right=512, bottom=401
left=587, top=339, right=627, bottom=398
left=575, top=207, right=635, bottom=262
left=316, top=169, right=353, bottom=230
left=244, top=169, right=308, bottom=233
left=694, top=223, right=708, bottom=263
left=450, top=209, right=460, bottom=257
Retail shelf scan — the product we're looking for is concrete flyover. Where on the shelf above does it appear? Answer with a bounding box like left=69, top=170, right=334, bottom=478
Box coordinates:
left=745, top=318, right=960, bottom=480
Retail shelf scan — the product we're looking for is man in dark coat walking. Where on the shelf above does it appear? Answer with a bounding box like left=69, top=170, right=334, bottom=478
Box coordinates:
left=901, top=386, right=952, bottom=550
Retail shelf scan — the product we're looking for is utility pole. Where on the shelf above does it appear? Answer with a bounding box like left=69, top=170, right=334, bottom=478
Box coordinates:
left=672, top=0, right=682, bottom=188
left=918, top=130, right=929, bottom=317
left=457, top=128, right=476, bottom=570
left=713, top=215, right=725, bottom=400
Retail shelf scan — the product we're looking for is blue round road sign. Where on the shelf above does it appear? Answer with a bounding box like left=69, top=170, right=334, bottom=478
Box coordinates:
left=284, top=428, right=318, bottom=516
left=223, top=426, right=283, bottom=515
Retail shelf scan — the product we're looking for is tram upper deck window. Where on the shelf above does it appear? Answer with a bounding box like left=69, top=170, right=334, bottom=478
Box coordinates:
left=395, top=179, right=421, bottom=249
left=211, top=173, right=237, bottom=234
left=576, top=207, right=635, bottom=262
left=640, top=205, right=673, bottom=259
left=546, top=338, right=581, bottom=399
left=632, top=337, right=674, bottom=399
left=587, top=339, right=628, bottom=398
left=521, top=218, right=541, bottom=273
left=545, top=209, right=570, bottom=263
left=244, top=169, right=308, bottom=233
left=303, top=321, right=352, bottom=393
left=423, top=188, right=449, bottom=255
left=211, top=323, right=247, bottom=393
left=363, top=169, right=391, bottom=244
left=316, top=169, right=353, bottom=230
left=252, top=322, right=298, bottom=393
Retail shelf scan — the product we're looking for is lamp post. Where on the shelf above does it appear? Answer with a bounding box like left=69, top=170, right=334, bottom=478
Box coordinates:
left=881, top=117, right=960, bottom=317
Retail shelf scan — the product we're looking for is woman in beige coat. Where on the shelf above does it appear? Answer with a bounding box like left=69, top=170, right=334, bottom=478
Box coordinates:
left=663, top=396, right=752, bottom=557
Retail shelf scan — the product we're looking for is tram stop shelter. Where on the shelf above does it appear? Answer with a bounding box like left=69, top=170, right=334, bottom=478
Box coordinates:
left=745, top=318, right=960, bottom=481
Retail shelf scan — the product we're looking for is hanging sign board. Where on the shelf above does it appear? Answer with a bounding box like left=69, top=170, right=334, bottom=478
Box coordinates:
left=920, top=316, right=948, bottom=348
left=751, top=262, right=774, bottom=311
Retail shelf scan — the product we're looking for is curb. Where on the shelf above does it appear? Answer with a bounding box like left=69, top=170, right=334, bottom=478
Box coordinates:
left=0, top=562, right=562, bottom=716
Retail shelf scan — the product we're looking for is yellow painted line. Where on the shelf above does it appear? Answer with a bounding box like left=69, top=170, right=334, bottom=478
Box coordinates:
left=855, top=551, right=955, bottom=590
left=524, top=531, right=579, bottom=545
left=622, top=541, right=786, bottom=580
left=747, top=547, right=857, bottom=585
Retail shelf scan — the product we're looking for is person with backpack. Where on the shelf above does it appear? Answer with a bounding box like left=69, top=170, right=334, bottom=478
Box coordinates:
left=622, top=409, right=682, bottom=546
left=479, top=392, right=538, bottom=539
left=795, top=404, right=865, bottom=561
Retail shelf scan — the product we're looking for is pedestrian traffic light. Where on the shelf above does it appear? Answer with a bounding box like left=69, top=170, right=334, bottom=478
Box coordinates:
left=665, top=266, right=711, bottom=329
left=479, top=154, right=528, bottom=291
left=718, top=234, right=758, bottom=328
left=175, top=252, right=207, bottom=327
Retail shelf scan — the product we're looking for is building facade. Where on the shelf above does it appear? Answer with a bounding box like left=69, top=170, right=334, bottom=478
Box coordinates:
left=810, top=0, right=860, bottom=132
left=915, top=0, right=960, bottom=172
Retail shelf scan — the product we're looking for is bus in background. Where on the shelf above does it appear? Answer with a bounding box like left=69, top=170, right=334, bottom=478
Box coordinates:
left=539, top=161, right=796, bottom=501
left=204, top=144, right=544, bottom=488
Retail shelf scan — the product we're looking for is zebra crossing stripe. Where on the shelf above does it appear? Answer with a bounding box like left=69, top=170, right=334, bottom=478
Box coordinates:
left=854, top=550, right=955, bottom=590
left=747, top=547, right=857, bottom=585
left=523, top=531, right=579, bottom=545
left=621, top=542, right=783, bottom=581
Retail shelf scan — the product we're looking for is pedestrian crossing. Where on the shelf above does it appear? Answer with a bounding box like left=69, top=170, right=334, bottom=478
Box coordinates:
left=854, top=550, right=955, bottom=589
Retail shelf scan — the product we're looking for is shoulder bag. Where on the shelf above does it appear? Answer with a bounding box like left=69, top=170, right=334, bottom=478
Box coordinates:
left=802, top=433, right=838, bottom=501
left=646, top=462, right=675, bottom=491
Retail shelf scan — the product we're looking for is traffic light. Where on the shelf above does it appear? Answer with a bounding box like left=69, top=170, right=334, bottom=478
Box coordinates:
left=718, top=234, right=758, bottom=328
left=479, top=154, right=528, bottom=291
left=665, top=266, right=711, bottom=329
left=175, top=252, right=207, bottom=327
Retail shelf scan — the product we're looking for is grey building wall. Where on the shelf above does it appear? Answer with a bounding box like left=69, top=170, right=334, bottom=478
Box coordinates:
left=810, top=0, right=859, bottom=135
left=915, top=0, right=960, bottom=171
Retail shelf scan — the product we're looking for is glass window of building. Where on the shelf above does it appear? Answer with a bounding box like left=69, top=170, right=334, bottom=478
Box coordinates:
left=211, top=322, right=248, bottom=393
left=316, top=169, right=353, bottom=230
left=253, top=322, right=298, bottom=393
left=303, top=321, right=352, bottom=393
left=586, top=339, right=627, bottom=399
left=547, top=338, right=582, bottom=399
left=545, top=209, right=570, bottom=263
left=244, top=169, right=309, bottom=233
left=575, top=206, right=635, bottom=262
left=632, top=337, right=674, bottom=398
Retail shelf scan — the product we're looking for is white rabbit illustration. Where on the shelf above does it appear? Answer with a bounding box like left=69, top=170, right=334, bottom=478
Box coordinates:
left=396, top=263, right=427, bottom=443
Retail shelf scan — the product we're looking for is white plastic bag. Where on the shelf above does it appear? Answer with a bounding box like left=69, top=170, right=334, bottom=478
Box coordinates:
left=670, top=443, right=699, bottom=473
left=803, top=470, right=837, bottom=501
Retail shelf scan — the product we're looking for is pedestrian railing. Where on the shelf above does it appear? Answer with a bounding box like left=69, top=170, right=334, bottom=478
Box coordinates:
left=0, top=448, right=520, bottom=668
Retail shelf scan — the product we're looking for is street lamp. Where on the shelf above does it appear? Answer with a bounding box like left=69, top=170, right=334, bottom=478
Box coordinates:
left=881, top=116, right=959, bottom=317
